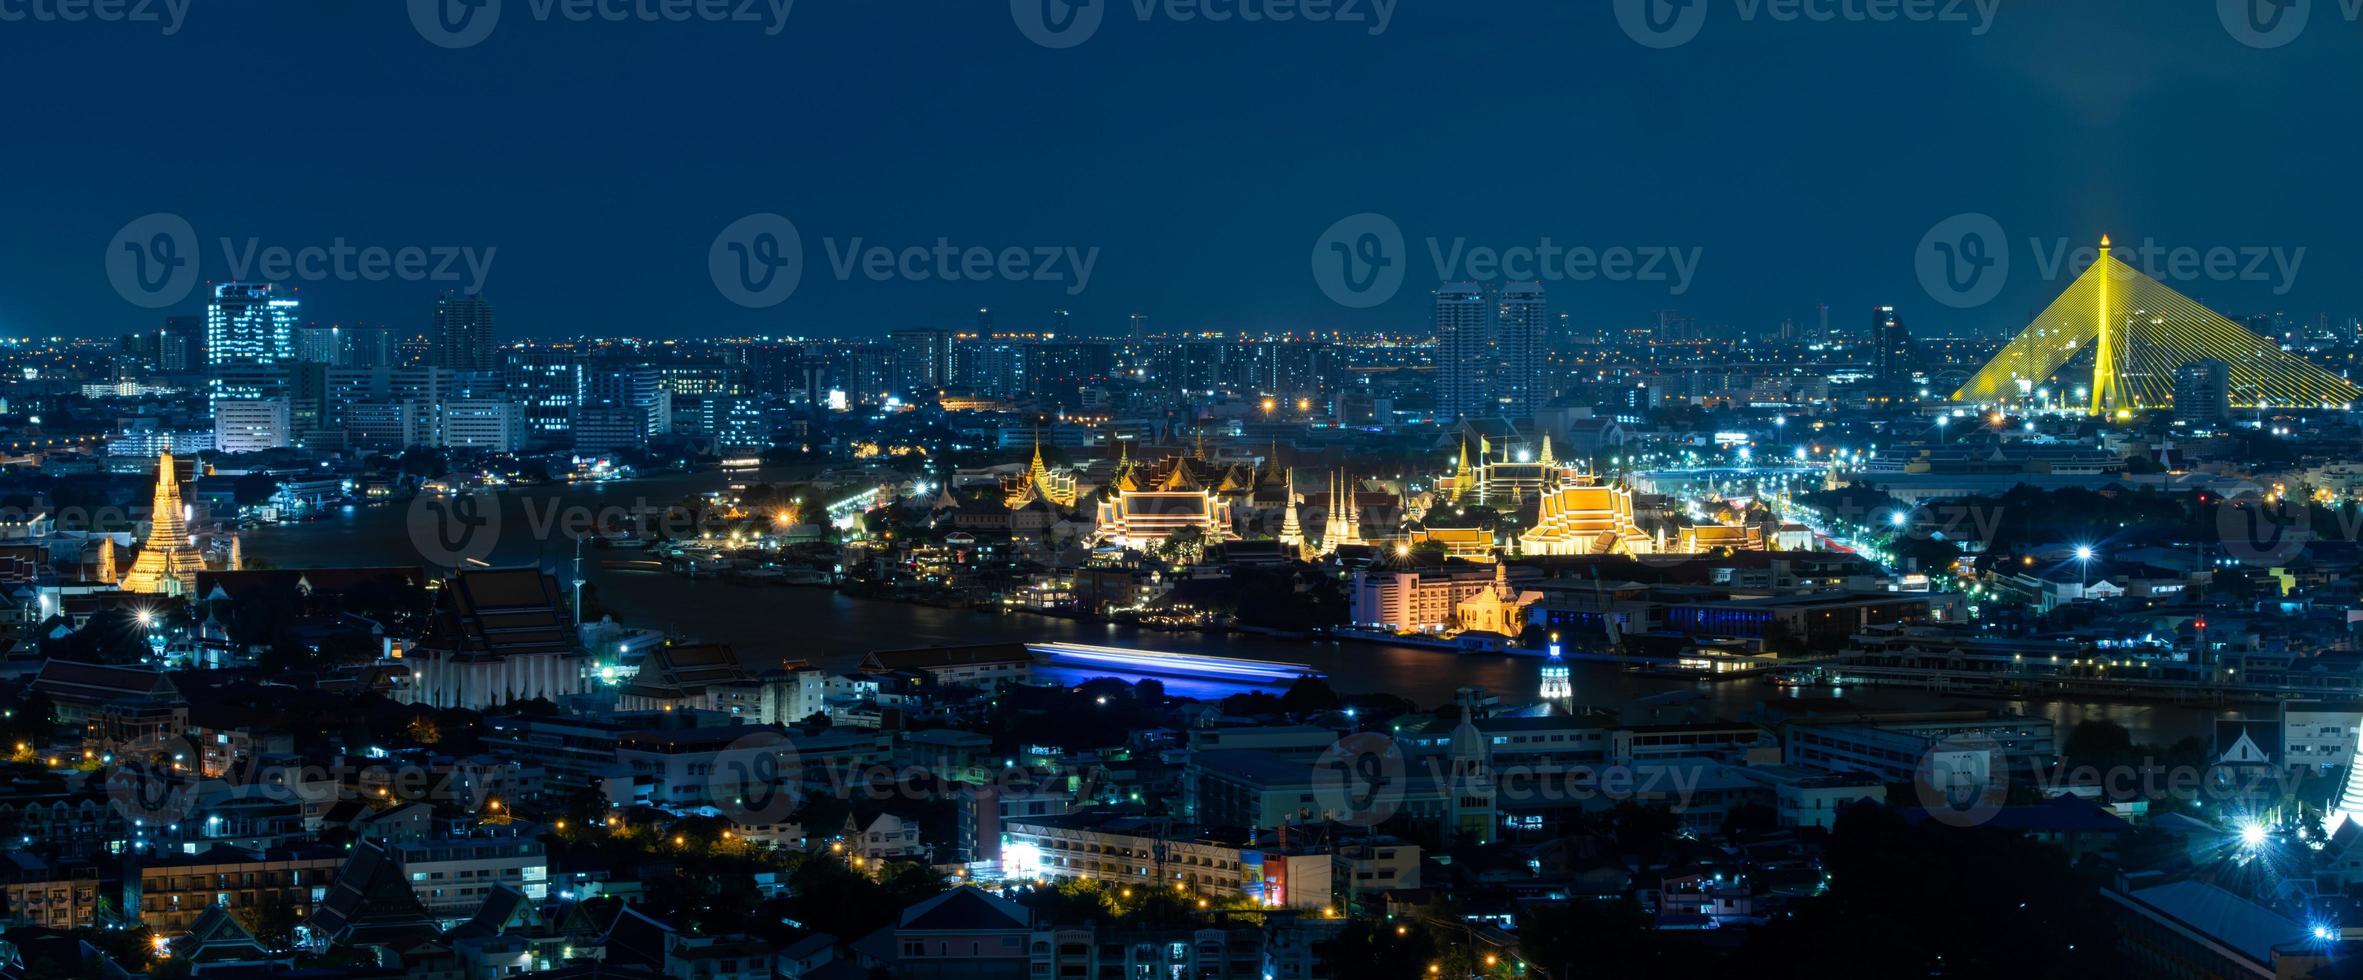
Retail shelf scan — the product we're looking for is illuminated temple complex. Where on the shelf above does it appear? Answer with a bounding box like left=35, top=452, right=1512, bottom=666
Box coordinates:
left=119, top=451, right=206, bottom=596
left=1518, top=478, right=1654, bottom=556
left=1092, top=453, right=1239, bottom=550
left=1445, top=435, right=1576, bottom=506
left=1003, top=440, right=1079, bottom=509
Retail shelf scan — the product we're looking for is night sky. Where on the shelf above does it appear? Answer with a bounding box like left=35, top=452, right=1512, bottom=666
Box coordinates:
left=3, top=0, right=2357, bottom=341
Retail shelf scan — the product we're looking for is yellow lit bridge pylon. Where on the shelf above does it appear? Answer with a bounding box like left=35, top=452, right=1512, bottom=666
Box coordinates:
left=1951, top=236, right=2359, bottom=414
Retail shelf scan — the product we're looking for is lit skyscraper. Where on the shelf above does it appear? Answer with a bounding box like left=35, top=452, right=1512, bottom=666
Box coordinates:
left=956, top=336, right=1026, bottom=396
left=1435, top=282, right=1489, bottom=422
left=159, top=315, right=204, bottom=372
left=2172, top=359, right=2231, bottom=426
left=205, top=282, right=298, bottom=368
left=432, top=293, right=498, bottom=372
left=1872, top=306, right=1912, bottom=381
left=1496, top=282, right=1546, bottom=415
left=501, top=348, right=586, bottom=446
left=891, top=327, right=956, bottom=395
left=295, top=323, right=344, bottom=365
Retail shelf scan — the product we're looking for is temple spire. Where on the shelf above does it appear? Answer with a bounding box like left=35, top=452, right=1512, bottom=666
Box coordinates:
left=121, top=451, right=200, bottom=595
left=1278, top=468, right=1303, bottom=550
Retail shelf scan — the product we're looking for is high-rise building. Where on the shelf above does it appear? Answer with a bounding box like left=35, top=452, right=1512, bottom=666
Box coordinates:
left=848, top=344, right=895, bottom=403
left=1249, top=341, right=1331, bottom=406
left=1872, top=306, right=1912, bottom=381
left=956, top=336, right=1027, bottom=397
left=1022, top=339, right=1114, bottom=407
left=159, top=315, right=205, bottom=372
left=336, top=323, right=396, bottom=369
left=572, top=404, right=650, bottom=455
left=119, top=330, right=161, bottom=366
left=976, top=308, right=995, bottom=334
left=210, top=362, right=289, bottom=413
left=295, top=323, right=344, bottom=365
left=2172, top=359, right=2231, bottom=426
left=1128, top=312, right=1149, bottom=340
left=205, top=283, right=298, bottom=368
left=584, top=366, right=671, bottom=443
left=432, top=293, right=497, bottom=372
left=1496, top=283, right=1547, bottom=415
left=706, top=396, right=771, bottom=451
left=502, top=349, right=585, bottom=446
left=214, top=399, right=292, bottom=453
left=1435, top=283, right=1490, bottom=422
left=890, top=328, right=956, bottom=395
left=439, top=400, right=526, bottom=452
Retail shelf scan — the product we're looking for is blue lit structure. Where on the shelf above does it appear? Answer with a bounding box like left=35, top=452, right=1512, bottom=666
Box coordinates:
left=205, top=282, right=299, bottom=367
left=1540, top=634, right=1571, bottom=699
left=1027, top=642, right=1321, bottom=684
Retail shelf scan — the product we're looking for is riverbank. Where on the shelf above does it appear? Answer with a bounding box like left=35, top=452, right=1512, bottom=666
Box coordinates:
left=236, top=468, right=2251, bottom=748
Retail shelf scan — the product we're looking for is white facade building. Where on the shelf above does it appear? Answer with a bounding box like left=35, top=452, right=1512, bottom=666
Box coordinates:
left=213, top=398, right=291, bottom=453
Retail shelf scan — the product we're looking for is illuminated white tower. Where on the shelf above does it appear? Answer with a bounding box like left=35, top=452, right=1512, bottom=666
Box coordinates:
left=1540, top=633, right=1573, bottom=700
left=2332, top=732, right=2363, bottom=836
left=1277, top=469, right=1304, bottom=550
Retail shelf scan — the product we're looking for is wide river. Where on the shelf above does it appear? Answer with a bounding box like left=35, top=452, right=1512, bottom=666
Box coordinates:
left=240, top=468, right=2245, bottom=747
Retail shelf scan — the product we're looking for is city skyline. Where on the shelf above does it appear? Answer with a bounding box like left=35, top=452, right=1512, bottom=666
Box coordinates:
left=16, top=1, right=2363, bottom=976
